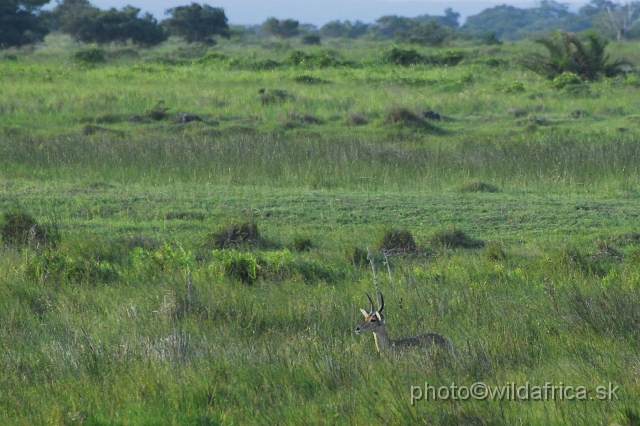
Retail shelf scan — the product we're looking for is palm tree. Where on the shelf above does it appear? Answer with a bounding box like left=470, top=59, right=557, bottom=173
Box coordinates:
left=520, top=30, right=629, bottom=81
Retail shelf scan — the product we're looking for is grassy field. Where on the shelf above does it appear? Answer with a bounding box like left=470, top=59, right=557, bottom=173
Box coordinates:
left=1, top=34, right=640, bottom=425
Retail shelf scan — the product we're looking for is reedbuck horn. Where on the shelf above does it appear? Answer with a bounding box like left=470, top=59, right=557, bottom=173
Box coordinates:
left=366, top=292, right=376, bottom=314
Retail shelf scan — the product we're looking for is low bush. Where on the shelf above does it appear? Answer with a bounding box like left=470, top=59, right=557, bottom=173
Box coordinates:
left=204, top=221, right=262, bottom=249
left=429, top=227, right=484, bottom=249
left=1, top=210, right=59, bottom=248
left=379, top=228, right=417, bottom=253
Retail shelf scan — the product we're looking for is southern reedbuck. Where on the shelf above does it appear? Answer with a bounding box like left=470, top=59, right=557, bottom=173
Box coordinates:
left=356, top=292, right=451, bottom=356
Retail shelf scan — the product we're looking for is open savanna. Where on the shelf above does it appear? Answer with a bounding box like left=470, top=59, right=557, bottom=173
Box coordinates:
left=1, top=34, right=640, bottom=424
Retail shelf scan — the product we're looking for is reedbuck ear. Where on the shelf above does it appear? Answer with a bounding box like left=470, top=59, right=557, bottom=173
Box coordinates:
left=360, top=308, right=369, bottom=317
left=375, top=311, right=383, bottom=322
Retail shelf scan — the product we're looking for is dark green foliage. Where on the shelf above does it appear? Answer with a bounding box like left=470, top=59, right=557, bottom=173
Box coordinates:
left=372, top=15, right=416, bottom=38
left=206, top=221, right=261, bottom=249
left=24, top=250, right=119, bottom=284
left=0, top=0, right=49, bottom=48
left=519, top=31, right=629, bottom=81
left=385, top=106, right=440, bottom=131
left=292, top=74, right=329, bottom=84
left=485, top=242, right=507, bottom=261
left=344, top=246, right=368, bottom=267
left=1, top=211, right=58, bottom=248
left=549, top=72, right=583, bottom=90
left=413, top=8, right=461, bottom=28
left=56, top=2, right=167, bottom=47
left=259, top=89, right=294, bottom=105
left=458, top=182, right=499, bottom=193
left=164, top=3, right=229, bottom=45
left=320, top=20, right=369, bottom=38
left=213, top=249, right=259, bottom=284
left=301, top=34, right=321, bottom=45
left=284, top=50, right=341, bottom=68
left=462, top=3, right=591, bottom=41
left=430, top=227, right=484, bottom=249
left=291, top=235, right=313, bottom=252
left=481, top=31, right=502, bottom=45
left=380, top=45, right=423, bottom=66
left=262, top=17, right=299, bottom=39
left=378, top=228, right=417, bottom=252
left=396, top=20, right=451, bottom=47
left=73, top=47, right=106, bottom=64
left=346, top=112, right=367, bottom=125
left=145, top=100, right=169, bottom=120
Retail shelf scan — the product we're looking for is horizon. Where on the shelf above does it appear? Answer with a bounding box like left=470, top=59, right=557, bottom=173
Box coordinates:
left=67, top=0, right=591, bottom=26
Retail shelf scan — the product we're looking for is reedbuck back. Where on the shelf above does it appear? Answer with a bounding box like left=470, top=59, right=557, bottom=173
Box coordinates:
left=356, top=292, right=451, bottom=355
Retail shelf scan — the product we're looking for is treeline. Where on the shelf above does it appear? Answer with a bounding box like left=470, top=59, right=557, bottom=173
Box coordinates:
left=1, top=0, right=640, bottom=49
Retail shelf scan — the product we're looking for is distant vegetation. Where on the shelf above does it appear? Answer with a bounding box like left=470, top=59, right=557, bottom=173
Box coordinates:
left=3, top=0, right=640, bottom=50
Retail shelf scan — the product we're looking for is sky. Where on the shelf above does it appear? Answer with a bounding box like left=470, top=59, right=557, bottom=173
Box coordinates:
left=83, top=0, right=588, bottom=26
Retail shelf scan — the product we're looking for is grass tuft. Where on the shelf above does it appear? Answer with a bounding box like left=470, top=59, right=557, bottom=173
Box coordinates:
left=379, top=228, right=417, bottom=253
left=429, top=227, right=484, bottom=249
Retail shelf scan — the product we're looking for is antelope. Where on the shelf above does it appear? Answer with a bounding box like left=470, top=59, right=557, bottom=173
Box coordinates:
left=355, top=292, right=451, bottom=355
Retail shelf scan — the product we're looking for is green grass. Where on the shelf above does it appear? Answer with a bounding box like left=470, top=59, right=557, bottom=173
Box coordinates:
left=1, top=33, right=640, bottom=424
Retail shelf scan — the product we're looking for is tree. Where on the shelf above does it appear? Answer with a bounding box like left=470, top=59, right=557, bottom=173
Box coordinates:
left=397, top=20, right=451, bottom=46
left=372, top=16, right=416, bottom=38
left=593, top=2, right=640, bottom=40
left=414, top=8, right=460, bottom=28
left=519, top=30, right=629, bottom=81
left=164, top=3, right=230, bottom=44
left=261, top=17, right=299, bottom=38
left=55, top=1, right=167, bottom=47
left=0, top=0, right=49, bottom=48
left=321, top=20, right=369, bottom=38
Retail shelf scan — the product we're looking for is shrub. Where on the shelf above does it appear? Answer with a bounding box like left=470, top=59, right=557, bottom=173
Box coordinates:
left=1, top=210, right=58, bottom=248
left=381, top=45, right=423, bottom=66
left=457, top=182, right=499, bottom=193
left=385, top=106, right=439, bottom=131
left=429, top=227, right=484, bottom=249
left=345, top=246, right=369, bottom=267
left=485, top=242, right=506, bottom=261
left=284, top=50, right=340, bottom=68
left=379, top=228, right=417, bottom=253
left=346, top=112, right=367, bottom=126
left=205, top=221, right=261, bottom=249
left=24, top=250, right=119, bottom=284
left=301, top=34, right=321, bottom=45
left=145, top=100, right=170, bottom=120
left=548, top=72, right=583, bottom=90
left=481, top=31, right=502, bottom=45
left=292, top=74, right=329, bottom=84
left=73, top=47, right=106, bottom=64
left=212, top=249, right=259, bottom=284
left=519, top=30, right=629, bottom=81
left=259, top=89, right=294, bottom=105
left=291, top=235, right=313, bottom=252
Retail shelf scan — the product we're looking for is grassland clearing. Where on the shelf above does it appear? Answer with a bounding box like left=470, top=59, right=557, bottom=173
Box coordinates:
left=1, top=34, right=640, bottom=424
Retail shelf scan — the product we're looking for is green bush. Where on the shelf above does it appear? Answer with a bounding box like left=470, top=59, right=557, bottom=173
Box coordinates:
left=379, top=228, right=417, bottom=252
left=1, top=210, right=59, bottom=248
left=24, top=250, right=119, bottom=284
left=485, top=242, right=506, bottom=261
left=212, top=249, right=259, bottom=284
left=380, top=45, right=423, bottom=66
left=429, top=227, right=484, bottom=249
left=301, top=34, right=321, bottom=45
left=72, top=47, right=106, bottom=64
left=205, top=221, right=262, bottom=249
left=291, top=235, right=313, bottom=252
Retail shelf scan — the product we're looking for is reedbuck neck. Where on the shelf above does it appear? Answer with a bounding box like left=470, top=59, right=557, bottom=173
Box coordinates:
left=355, top=292, right=450, bottom=355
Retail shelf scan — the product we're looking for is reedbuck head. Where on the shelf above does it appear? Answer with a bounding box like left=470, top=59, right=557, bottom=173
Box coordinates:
left=356, top=292, right=385, bottom=336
